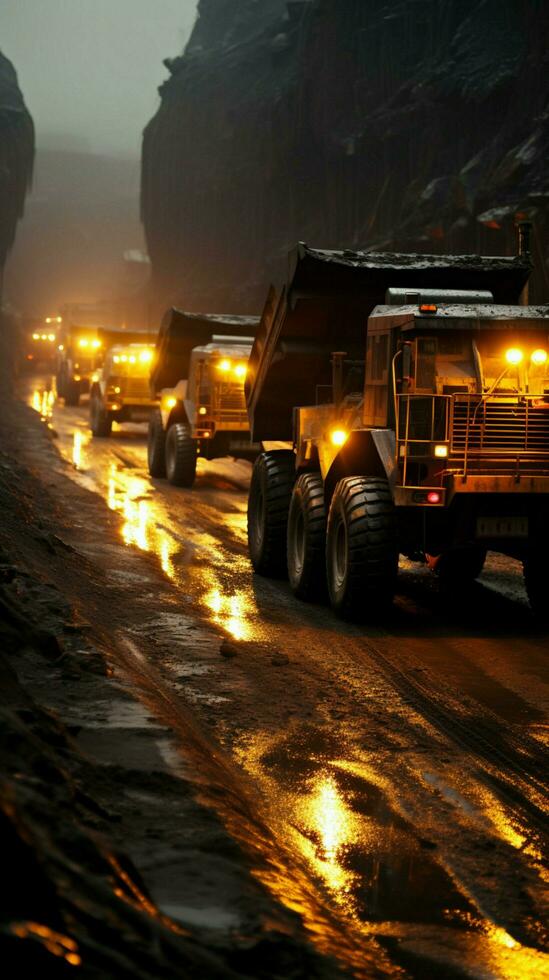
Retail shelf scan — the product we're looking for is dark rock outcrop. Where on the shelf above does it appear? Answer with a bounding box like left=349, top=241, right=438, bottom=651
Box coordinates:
left=142, top=0, right=549, bottom=315
left=0, top=50, right=34, bottom=278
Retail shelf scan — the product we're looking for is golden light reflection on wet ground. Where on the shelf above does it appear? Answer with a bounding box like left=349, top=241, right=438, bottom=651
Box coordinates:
left=475, top=784, right=545, bottom=865
left=294, top=773, right=359, bottom=914
left=237, top=736, right=549, bottom=979
left=31, top=387, right=55, bottom=420
left=106, top=465, right=180, bottom=579
left=72, top=428, right=90, bottom=470
left=203, top=576, right=255, bottom=641
left=102, top=461, right=259, bottom=642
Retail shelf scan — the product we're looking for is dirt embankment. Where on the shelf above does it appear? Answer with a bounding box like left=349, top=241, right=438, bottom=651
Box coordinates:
left=0, top=385, right=347, bottom=977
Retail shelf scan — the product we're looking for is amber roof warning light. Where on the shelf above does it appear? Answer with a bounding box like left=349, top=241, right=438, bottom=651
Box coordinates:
left=420, top=303, right=438, bottom=313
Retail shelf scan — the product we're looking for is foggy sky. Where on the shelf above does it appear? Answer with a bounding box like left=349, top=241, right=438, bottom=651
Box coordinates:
left=0, top=0, right=197, bottom=156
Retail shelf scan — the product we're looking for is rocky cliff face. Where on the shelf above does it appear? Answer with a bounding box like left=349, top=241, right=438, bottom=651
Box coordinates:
left=142, top=0, right=549, bottom=315
left=0, top=51, right=34, bottom=279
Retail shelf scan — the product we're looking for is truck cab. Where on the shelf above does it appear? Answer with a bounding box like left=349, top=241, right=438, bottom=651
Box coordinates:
left=289, top=296, right=549, bottom=616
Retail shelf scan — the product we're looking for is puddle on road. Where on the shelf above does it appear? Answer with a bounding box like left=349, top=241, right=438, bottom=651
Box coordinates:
left=247, top=728, right=472, bottom=929
left=238, top=727, right=549, bottom=978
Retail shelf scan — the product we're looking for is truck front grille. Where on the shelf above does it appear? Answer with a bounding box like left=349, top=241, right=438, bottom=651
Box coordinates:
left=122, top=377, right=150, bottom=400
left=213, top=385, right=248, bottom=424
left=451, top=397, right=549, bottom=455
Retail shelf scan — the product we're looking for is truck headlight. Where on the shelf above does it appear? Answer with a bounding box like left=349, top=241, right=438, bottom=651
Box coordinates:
left=531, top=348, right=548, bottom=366
left=434, top=444, right=448, bottom=458
left=505, top=347, right=523, bottom=366
left=330, top=428, right=349, bottom=447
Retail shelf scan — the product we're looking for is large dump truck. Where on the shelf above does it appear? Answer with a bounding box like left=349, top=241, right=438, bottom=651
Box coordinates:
left=148, top=310, right=259, bottom=487
left=21, top=315, right=62, bottom=369
left=56, top=323, right=155, bottom=407
left=89, top=341, right=157, bottom=437
left=246, top=241, right=549, bottom=619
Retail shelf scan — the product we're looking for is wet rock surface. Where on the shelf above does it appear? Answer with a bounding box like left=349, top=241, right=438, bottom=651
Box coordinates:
left=0, top=49, right=34, bottom=269
left=142, top=0, right=549, bottom=316
left=0, top=400, right=348, bottom=978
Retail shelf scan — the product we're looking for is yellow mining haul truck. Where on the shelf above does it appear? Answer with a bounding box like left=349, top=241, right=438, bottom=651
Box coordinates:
left=245, top=241, right=549, bottom=619
left=22, top=315, right=62, bottom=369
left=89, top=342, right=157, bottom=437
left=147, top=311, right=259, bottom=488
left=56, top=323, right=154, bottom=407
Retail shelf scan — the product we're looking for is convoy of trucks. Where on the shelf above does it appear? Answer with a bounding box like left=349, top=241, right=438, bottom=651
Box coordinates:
left=32, top=226, right=549, bottom=620
left=56, top=322, right=156, bottom=407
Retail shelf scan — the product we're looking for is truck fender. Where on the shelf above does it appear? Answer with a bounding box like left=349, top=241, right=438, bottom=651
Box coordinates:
left=159, top=387, right=190, bottom=429
left=163, top=404, right=190, bottom=431
left=324, top=428, right=397, bottom=505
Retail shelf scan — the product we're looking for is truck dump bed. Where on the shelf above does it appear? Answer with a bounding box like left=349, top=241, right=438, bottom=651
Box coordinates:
left=150, top=311, right=260, bottom=394
left=97, top=326, right=157, bottom=348
left=246, top=243, right=532, bottom=441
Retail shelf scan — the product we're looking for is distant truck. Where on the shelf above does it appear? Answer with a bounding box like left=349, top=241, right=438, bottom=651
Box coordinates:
left=21, top=315, right=62, bottom=369
left=245, top=240, right=549, bottom=619
left=147, top=310, right=259, bottom=487
left=89, top=342, right=157, bottom=437
left=56, top=323, right=155, bottom=407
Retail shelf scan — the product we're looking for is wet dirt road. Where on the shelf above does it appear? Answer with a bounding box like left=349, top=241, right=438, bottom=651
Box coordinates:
left=23, top=376, right=549, bottom=979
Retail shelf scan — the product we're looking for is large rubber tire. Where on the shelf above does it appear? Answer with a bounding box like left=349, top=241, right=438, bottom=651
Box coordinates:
left=165, top=423, right=197, bottom=487
left=523, top=548, right=549, bottom=621
left=326, top=476, right=398, bottom=619
left=64, top=380, right=81, bottom=407
left=287, top=472, right=327, bottom=600
left=435, top=547, right=486, bottom=586
left=89, top=393, right=112, bottom=437
left=248, top=450, right=295, bottom=576
left=147, top=409, right=166, bottom=477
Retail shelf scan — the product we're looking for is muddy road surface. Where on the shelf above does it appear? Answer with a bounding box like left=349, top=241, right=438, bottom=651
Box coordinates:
left=19, top=374, right=549, bottom=978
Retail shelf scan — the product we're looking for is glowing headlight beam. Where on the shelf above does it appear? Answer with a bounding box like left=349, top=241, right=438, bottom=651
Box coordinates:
left=330, top=428, right=349, bottom=447
left=531, top=348, right=548, bottom=367
left=505, top=347, right=523, bottom=366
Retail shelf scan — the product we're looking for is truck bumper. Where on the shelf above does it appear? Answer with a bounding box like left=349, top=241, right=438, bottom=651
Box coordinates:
left=448, top=474, right=549, bottom=496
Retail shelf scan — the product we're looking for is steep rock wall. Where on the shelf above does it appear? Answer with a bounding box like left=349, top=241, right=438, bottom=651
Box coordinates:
left=142, top=0, right=549, bottom=315
left=0, top=50, right=34, bottom=278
